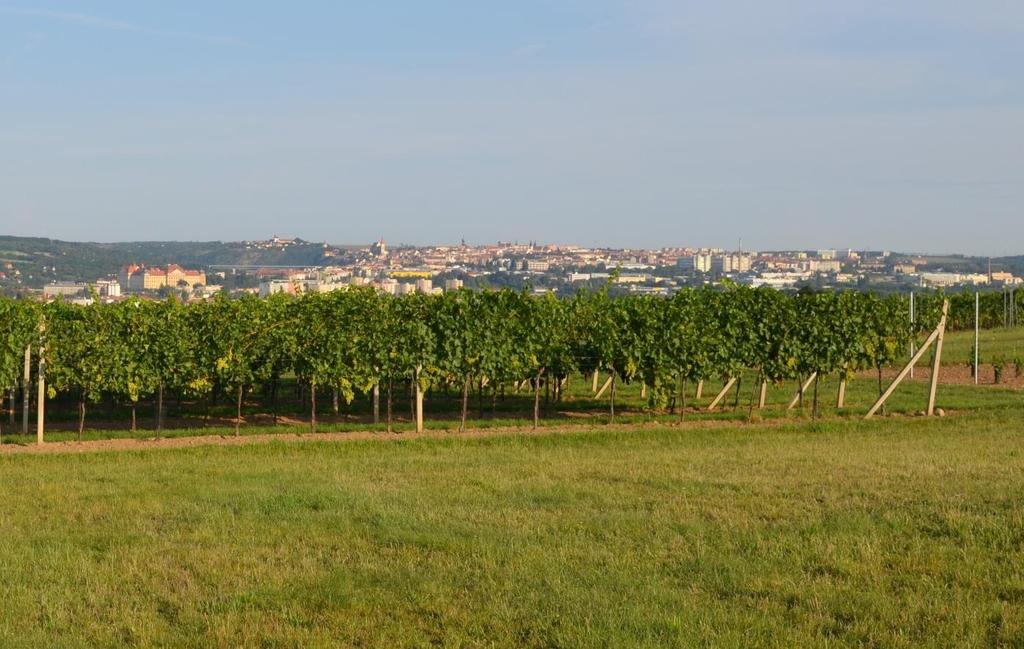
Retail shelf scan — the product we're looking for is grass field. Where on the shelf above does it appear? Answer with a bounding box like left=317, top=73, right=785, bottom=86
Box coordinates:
left=931, top=326, right=1024, bottom=366
left=2, top=402, right=1024, bottom=647
left=4, top=350, right=1023, bottom=445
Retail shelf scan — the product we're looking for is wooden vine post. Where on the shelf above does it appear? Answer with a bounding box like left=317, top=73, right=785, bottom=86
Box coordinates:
left=22, top=344, right=30, bottom=434
left=414, top=365, right=424, bottom=433
left=926, top=300, right=949, bottom=416
left=866, top=299, right=948, bottom=419
left=707, top=378, right=737, bottom=411
left=36, top=319, right=45, bottom=445
left=787, top=372, right=817, bottom=410
left=758, top=380, right=768, bottom=409
left=372, top=382, right=380, bottom=424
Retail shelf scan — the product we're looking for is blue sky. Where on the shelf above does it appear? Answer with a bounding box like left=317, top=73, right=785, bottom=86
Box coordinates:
left=1, top=1, right=1021, bottom=253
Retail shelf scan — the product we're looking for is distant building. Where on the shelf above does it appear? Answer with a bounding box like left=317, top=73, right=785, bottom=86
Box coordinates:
left=712, top=253, right=752, bottom=274
left=743, top=273, right=806, bottom=289
left=389, top=270, right=433, bottom=279
left=93, top=279, right=121, bottom=297
left=615, top=274, right=649, bottom=284
left=808, top=259, right=841, bottom=273
left=371, top=239, right=388, bottom=257
left=43, top=282, right=88, bottom=298
left=259, top=279, right=295, bottom=297
left=920, top=272, right=989, bottom=287
left=522, top=259, right=550, bottom=272
left=679, top=253, right=713, bottom=273
left=444, top=279, right=464, bottom=291
left=415, top=278, right=433, bottom=294
left=120, top=264, right=206, bottom=292
left=991, top=272, right=1022, bottom=285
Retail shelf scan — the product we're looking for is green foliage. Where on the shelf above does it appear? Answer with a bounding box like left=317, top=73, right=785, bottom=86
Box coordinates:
left=45, top=299, right=110, bottom=404
left=991, top=355, right=1007, bottom=384
left=0, top=298, right=37, bottom=393
left=12, top=287, right=942, bottom=426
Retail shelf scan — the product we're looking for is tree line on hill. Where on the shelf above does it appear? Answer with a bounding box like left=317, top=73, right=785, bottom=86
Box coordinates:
left=0, top=235, right=344, bottom=289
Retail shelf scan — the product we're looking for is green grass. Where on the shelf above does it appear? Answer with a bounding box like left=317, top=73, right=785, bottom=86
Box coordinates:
left=929, top=326, right=1024, bottom=366
left=2, top=410, right=1024, bottom=647
left=3, top=369, right=1019, bottom=445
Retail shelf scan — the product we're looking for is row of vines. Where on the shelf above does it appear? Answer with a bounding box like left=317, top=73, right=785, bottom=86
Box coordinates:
left=0, top=287, right=950, bottom=436
left=943, top=289, right=1022, bottom=331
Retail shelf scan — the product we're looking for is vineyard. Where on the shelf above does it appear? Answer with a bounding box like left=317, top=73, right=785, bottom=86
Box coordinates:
left=3, top=285, right=1012, bottom=442
left=2, top=289, right=1023, bottom=646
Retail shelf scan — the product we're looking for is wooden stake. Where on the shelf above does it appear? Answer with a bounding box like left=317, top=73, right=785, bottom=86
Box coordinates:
left=414, top=366, right=424, bottom=433
left=865, top=302, right=946, bottom=419
left=640, top=383, right=647, bottom=399
left=36, top=330, right=45, bottom=446
left=787, top=372, right=817, bottom=410
left=758, top=380, right=768, bottom=409
left=609, top=372, right=616, bottom=422
left=372, top=382, right=380, bottom=424
left=678, top=376, right=687, bottom=423
left=594, top=375, right=613, bottom=400
left=22, top=344, right=30, bottom=435
left=927, top=300, right=949, bottom=416
left=695, top=379, right=703, bottom=400
left=707, top=378, right=737, bottom=411
left=836, top=376, right=847, bottom=409
left=591, top=371, right=599, bottom=393
left=533, top=368, right=544, bottom=430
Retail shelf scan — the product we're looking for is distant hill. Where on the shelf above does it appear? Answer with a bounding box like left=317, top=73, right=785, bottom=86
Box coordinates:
left=0, top=235, right=359, bottom=289
left=911, top=254, right=1024, bottom=276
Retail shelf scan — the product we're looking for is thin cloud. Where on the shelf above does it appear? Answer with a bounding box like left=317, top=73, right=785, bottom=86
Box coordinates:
left=513, top=42, right=547, bottom=58
left=0, top=6, right=236, bottom=45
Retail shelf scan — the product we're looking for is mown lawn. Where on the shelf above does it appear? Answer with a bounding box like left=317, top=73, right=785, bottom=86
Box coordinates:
left=1, top=409, right=1023, bottom=647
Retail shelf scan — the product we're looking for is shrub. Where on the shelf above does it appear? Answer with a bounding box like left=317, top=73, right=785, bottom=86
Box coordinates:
left=992, top=355, right=1007, bottom=384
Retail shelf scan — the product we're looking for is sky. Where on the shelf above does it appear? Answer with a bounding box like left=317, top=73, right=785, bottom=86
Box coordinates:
left=1, top=1, right=1022, bottom=254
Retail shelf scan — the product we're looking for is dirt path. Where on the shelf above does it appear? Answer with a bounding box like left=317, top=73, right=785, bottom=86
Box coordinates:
left=859, top=363, right=1024, bottom=389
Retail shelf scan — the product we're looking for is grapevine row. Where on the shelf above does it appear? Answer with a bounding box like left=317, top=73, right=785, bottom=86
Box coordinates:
left=0, top=287, right=951, bottom=435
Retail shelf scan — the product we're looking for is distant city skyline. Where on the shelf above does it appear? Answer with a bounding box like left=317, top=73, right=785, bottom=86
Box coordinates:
left=2, top=2, right=1022, bottom=255
left=0, top=231, right=1014, bottom=259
